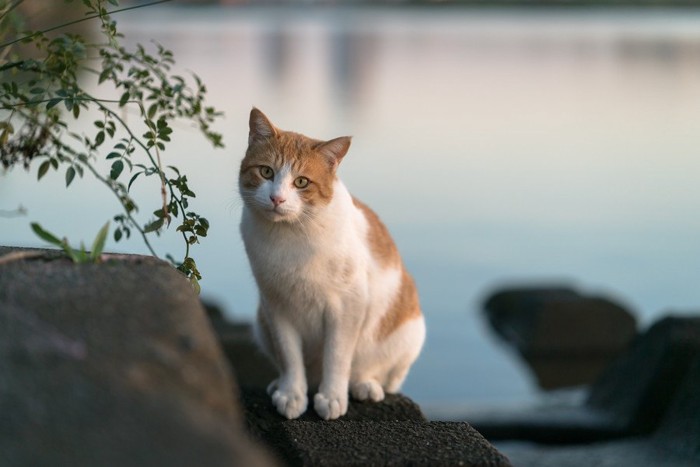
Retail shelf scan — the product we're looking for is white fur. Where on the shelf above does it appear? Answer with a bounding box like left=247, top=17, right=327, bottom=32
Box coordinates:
left=240, top=179, right=425, bottom=420
left=246, top=163, right=304, bottom=222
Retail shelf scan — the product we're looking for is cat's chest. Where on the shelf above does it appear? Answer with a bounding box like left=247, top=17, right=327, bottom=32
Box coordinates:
left=250, top=231, right=354, bottom=278
left=241, top=214, right=365, bottom=292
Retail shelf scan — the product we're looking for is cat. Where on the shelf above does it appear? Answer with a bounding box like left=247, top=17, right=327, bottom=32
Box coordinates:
left=238, top=108, right=425, bottom=420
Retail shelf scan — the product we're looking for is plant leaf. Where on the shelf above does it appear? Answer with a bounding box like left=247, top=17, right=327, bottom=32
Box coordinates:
left=46, top=98, right=62, bottom=110
left=37, top=160, right=51, bottom=180
left=143, top=218, right=164, bottom=233
left=119, top=91, right=130, bottom=106
left=90, top=222, right=110, bottom=261
left=61, top=242, right=81, bottom=263
left=30, top=223, right=62, bottom=247
left=110, top=160, right=124, bottom=180
left=65, top=166, right=76, bottom=187
left=127, top=172, right=142, bottom=191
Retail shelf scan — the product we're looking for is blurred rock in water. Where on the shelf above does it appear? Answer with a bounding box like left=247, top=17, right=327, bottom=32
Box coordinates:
left=483, top=285, right=637, bottom=389
left=480, top=315, right=700, bottom=467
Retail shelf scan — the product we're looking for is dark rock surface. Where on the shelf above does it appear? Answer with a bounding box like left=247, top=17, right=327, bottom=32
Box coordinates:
left=0, top=246, right=513, bottom=467
left=474, top=315, right=700, bottom=467
left=233, top=334, right=513, bottom=466
left=656, top=368, right=700, bottom=458
left=470, top=316, right=700, bottom=444
left=241, top=385, right=427, bottom=425
left=241, top=387, right=511, bottom=467
left=0, top=247, right=273, bottom=467
left=205, top=302, right=277, bottom=388
left=483, top=286, right=637, bottom=389
left=278, top=421, right=510, bottom=467
left=586, top=316, right=700, bottom=435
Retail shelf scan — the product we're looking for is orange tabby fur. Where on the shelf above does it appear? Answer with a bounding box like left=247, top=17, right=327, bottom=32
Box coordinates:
left=239, top=108, right=425, bottom=420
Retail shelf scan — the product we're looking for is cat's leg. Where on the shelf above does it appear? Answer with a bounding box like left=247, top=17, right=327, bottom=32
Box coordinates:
left=263, top=312, right=308, bottom=419
left=314, top=305, right=363, bottom=420
left=384, top=362, right=411, bottom=394
left=253, top=310, right=284, bottom=397
left=350, top=379, right=385, bottom=402
left=382, top=316, right=426, bottom=394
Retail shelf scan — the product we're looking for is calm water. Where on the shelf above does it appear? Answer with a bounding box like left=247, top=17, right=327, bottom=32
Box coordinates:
left=3, top=6, right=700, bottom=414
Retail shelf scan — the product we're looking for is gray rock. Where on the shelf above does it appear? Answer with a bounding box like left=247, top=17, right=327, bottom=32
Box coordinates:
left=587, top=315, right=700, bottom=434
left=204, top=303, right=278, bottom=389
left=241, top=386, right=426, bottom=425
left=241, top=387, right=511, bottom=466
left=483, top=286, right=637, bottom=389
left=649, top=329, right=700, bottom=459
left=497, top=344, right=700, bottom=467
left=474, top=315, right=700, bottom=467
left=279, top=421, right=511, bottom=467
left=470, top=315, right=700, bottom=444
left=0, top=247, right=274, bottom=467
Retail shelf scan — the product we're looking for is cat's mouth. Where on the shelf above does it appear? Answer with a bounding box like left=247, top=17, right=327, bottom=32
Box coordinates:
left=265, top=206, right=295, bottom=222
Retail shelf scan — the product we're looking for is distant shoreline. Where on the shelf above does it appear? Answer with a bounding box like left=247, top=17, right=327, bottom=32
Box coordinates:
left=186, top=0, right=700, bottom=8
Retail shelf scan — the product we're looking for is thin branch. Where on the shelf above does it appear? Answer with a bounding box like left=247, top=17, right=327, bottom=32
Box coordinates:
left=0, top=0, right=22, bottom=23
left=0, top=0, right=172, bottom=50
left=78, top=155, right=160, bottom=259
left=2, top=96, right=142, bottom=110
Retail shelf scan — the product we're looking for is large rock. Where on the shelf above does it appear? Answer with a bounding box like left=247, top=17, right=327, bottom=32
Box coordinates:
left=653, top=350, right=700, bottom=460
left=223, top=319, right=513, bottom=466
left=241, top=387, right=511, bottom=467
left=483, top=286, right=637, bottom=389
left=586, top=316, right=700, bottom=435
left=204, top=302, right=277, bottom=389
left=470, top=315, right=700, bottom=445
left=495, top=315, right=700, bottom=467
left=0, top=247, right=273, bottom=467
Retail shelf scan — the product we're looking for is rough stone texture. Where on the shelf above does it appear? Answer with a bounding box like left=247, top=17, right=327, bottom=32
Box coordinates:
left=241, top=386, right=426, bottom=425
left=498, top=360, right=700, bottom=467
left=586, top=316, right=700, bottom=434
left=477, top=315, right=700, bottom=467
left=483, top=286, right=637, bottom=389
left=471, top=316, right=700, bottom=444
left=227, top=322, right=512, bottom=466
left=650, top=336, right=700, bottom=459
left=0, top=247, right=273, bottom=467
left=496, top=438, right=699, bottom=467
left=241, top=387, right=510, bottom=466
left=281, top=421, right=511, bottom=467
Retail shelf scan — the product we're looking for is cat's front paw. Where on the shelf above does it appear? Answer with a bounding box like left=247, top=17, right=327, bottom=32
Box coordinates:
left=271, top=387, right=308, bottom=420
left=350, top=380, right=385, bottom=402
left=314, top=391, right=348, bottom=420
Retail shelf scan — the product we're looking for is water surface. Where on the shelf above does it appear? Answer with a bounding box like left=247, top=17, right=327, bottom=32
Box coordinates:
left=3, top=6, right=700, bottom=413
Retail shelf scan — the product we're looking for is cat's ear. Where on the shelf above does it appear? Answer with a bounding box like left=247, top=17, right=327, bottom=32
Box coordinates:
left=249, top=107, right=278, bottom=145
left=317, top=136, right=352, bottom=167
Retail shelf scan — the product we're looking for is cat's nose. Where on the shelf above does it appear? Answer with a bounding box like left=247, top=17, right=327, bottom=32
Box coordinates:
left=270, top=195, right=286, bottom=207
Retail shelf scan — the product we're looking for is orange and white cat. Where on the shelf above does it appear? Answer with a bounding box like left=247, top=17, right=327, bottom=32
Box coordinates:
left=239, top=108, right=425, bottom=420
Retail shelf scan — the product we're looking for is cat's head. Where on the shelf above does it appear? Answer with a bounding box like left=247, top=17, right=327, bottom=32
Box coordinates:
left=239, top=108, right=351, bottom=223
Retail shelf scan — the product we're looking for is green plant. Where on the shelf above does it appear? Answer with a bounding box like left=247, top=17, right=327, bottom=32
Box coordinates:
left=0, top=0, right=223, bottom=291
left=31, top=221, right=109, bottom=264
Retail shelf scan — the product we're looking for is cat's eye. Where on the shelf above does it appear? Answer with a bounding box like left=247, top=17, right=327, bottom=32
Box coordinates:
left=259, top=166, right=274, bottom=179
left=294, top=177, right=309, bottom=189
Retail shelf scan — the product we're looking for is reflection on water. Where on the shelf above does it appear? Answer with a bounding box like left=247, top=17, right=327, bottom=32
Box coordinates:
left=3, top=6, right=700, bottom=411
